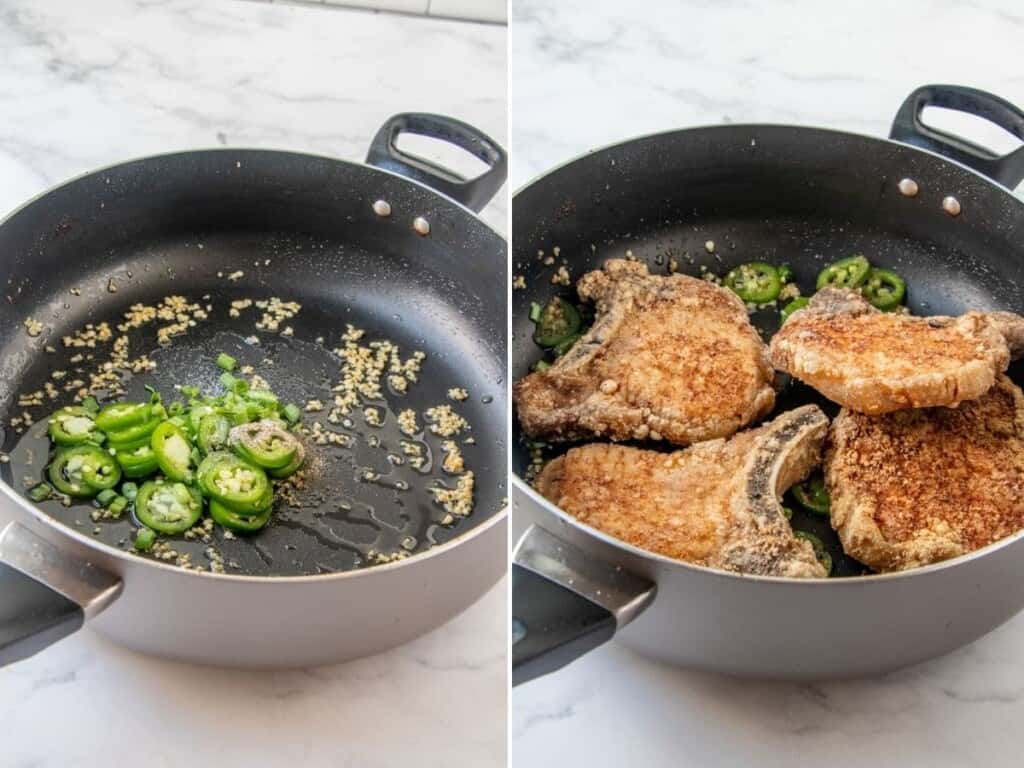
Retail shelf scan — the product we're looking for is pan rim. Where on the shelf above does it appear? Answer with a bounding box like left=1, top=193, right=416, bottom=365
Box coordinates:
left=0, top=145, right=509, bottom=584
left=511, top=121, right=1023, bottom=200
left=0, top=145, right=507, bottom=243
left=511, top=121, right=1024, bottom=587
left=0, top=476, right=508, bottom=584
left=511, top=474, right=1024, bottom=586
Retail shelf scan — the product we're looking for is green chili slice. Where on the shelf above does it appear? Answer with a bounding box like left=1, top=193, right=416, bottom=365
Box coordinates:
left=27, top=483, right=53, bottom=502
left=268, top=441, right=306, bottom=479
left=116, top=444, right=161, bottom=478
left=724, top=262, right=782, bottom=303
left=133, top=527, right=157, bottom=552
left=209, top=497, right=273, bottom=533
left=778, top=264, right=794, bottom=284
left=862, top=268, right=906, bottom=311
left=197, top=451, right=270, bottom=515
left=533, top=298, right=582, bottom=348
left=95, top=402, right=151, bottom=433
left=197, top=414, right=231, bottom=455
left=48, top=407, right=101, bottom=446
left=134, top=480, right=203, bottom=535
left=792, top=473, right=830, bottom=516
left=780, top=297, right=810, bottom=323
left=282, top=403, right=302, bottom=425
left=816, top=254, right=871, bottom=291
left=217, top=353, right=237, bottom=372
left=228, top=420, right=300, bottom=470
left=151, top=421, right=194, bottom=482
left=48, top=445, right=122, bottom=497
left=96, top=488, right=118, bottom=507
left=104, top=409, right=165, bottom=447
left=552, top=333, right=581, bottom=358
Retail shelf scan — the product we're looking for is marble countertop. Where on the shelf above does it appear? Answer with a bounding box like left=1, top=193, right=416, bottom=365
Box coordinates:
left=0, top=2, right=506, bottom=767
left=511, top=1, right=1024, bottom=766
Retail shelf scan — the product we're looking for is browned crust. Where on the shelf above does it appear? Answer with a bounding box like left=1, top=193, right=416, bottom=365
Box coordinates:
left=769, top=289, right=1015, bottom=414
left=536, top=406, right=829, bottom=577
left=826, top=376, right=1024, bottom=572
left=515, top=259, right=775, bottom=445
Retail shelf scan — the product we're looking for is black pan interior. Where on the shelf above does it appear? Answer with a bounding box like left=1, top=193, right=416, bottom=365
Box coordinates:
left=512, top=125, right=1024, bottom=577
left=0, top=150, right=507, bottom=577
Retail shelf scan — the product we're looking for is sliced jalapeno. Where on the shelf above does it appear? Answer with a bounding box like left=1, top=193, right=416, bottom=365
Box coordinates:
left=48, top=445, right=122, bottom=497
left=268, top=441, right=306, bottom=479
left=209, top=497, right=272, bottom=533
left=778, top=264, right=794, bottom=284
left=793, top=473, right=830, bottom=516
left=197, top=414, right=231, bottom=455
left=724, top=262, right=782, bottom=303
left=197, top=451, right=270, bottom=515
left=134, top=480, right=203, bottom=535
left=151, top=421, right=194, bottom=482
left=228, top=420, right=300, bottom=470
left=816, top=254, right=870, bottom=291
left=780, top=296, right=810, bottom=323
left=532, top=298, right=582, bottom=348
left=95, top=402, right=151, bottom=433
left=862, top=267, right=906, bottom=310
left=116, top=444, right=161, bottom=478
left=48, top=407, right=102, bottom=446
left=104, top=408, right=165, bottom=447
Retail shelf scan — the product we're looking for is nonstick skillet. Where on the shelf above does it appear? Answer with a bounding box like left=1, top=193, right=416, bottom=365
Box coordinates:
left=512, top=85, right=1024, bottom=684
left=0, top=113, right=508, bottom=668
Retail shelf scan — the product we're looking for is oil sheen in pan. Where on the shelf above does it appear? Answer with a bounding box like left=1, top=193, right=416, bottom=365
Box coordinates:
left=3, top=330, right=478, bottom=577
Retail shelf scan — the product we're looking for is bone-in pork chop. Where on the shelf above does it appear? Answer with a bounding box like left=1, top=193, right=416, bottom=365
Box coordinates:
left=515, top=260, right=775, bottom=445
left=826, top=375, right=1024, bottom=572
left=535, top=405, right=829, bottom=578
left=769, top=288, right=1024, bottom=414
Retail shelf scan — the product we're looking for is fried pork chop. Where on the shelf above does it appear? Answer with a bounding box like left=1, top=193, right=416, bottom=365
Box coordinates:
left=769, top=288, right=1024, bottom=415
left=535, top=405, right=829, bottom=577
left=827, top=376, right=1024, bottom=572
left=515, top=260, right=775, bottom=445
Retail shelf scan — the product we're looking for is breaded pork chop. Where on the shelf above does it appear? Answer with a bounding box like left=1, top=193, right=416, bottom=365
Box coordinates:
left=827, top=376, right=1024, bottom=572
left=515, top=260, right=775, bottom=445
left=535, top=405, right=829, bottom=578
left=769, top=288, right=1024, bottom=415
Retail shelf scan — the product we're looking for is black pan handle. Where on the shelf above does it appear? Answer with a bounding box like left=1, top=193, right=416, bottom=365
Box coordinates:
left=890, top=84, right=1024, bottom=188
left=512, top=525, right=656, bottom=686
left=0, top=521, right=121, bottom=666
left=366, top=113, right=508, bottom=213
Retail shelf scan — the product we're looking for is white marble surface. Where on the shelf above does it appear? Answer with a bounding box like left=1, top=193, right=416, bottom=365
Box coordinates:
left=0, top=2, right=507, bottom=767
left=511, top=1, right=1024, bottom=766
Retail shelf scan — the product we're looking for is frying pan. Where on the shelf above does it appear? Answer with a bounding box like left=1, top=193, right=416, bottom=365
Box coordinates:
left=0, top=113, right=508, bottom=668
left=511, top=85, right=1024, bottom=684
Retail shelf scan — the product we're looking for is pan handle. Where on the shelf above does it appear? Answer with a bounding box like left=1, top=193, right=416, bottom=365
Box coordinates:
left=512, top=525, right=656, bottom=686
left=890, top=84, right=1024, bottom=189
left=366, top=113, right=508, bottom=213
left=0, top=522, right=121, bottom=666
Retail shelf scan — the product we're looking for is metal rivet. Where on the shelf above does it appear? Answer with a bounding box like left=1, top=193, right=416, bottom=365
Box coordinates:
left=942, top=196, right=962, bottom=217
left=372, top=200, right=392, bottom=217
left=413, top=217, right=430, bottom=236
left=898, top=178, right=919, bottom=197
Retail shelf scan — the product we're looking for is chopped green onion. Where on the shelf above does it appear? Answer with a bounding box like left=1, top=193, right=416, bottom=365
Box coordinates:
left=122, top=482, right=138, bottom=501
left=219, top=372, right=238, bottom=390
left=217, top=353, right=238, bottom=372
left=180, top=385, right=200, bottom=399
left=133, top=527, right=156, bottom=552
left=283, top=403, right=302, bottom=425
left=28, top=483, right=53, bottom=502
left=108, top=496, right=129, bottom=517
left=529, top=302, right=542, bottom=322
